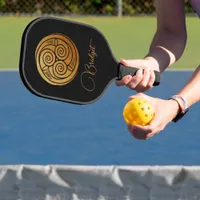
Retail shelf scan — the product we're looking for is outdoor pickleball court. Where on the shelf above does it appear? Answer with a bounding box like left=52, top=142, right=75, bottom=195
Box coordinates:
left=0, top=69, right=199, bottom=166
left=1, top=16, right=200, bottom=199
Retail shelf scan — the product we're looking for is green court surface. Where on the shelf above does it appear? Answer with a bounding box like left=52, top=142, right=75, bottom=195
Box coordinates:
left=0, top=16, right=199, bottom=69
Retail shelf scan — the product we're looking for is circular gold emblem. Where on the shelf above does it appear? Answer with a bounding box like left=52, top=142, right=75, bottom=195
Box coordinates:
left=35, top=34, right=79, bottom=86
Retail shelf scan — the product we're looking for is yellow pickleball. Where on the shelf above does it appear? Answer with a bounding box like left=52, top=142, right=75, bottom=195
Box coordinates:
left=123, top=97, right=155, bottom=126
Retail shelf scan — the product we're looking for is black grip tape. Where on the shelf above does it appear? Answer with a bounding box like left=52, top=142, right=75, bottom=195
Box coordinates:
left=117, top=63, right=160, bottom=86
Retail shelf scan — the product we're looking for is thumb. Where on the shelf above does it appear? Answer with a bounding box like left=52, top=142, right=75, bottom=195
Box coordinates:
left=144, top=112, right=162, bottom=138
left=120, top=58, right=144, bottom=68
left=130, top=113, right=160, bottom=138
left=129, top=92, right=147, bottom=100
left=129, top=93, right=157, bottom=111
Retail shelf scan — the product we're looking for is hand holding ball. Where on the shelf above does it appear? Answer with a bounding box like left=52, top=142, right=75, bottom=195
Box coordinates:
left=123, top=97, right=155, bottom=126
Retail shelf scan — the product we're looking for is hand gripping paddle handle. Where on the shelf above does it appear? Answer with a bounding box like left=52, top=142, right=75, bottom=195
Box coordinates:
left=117, top=63, right=161, bottom=86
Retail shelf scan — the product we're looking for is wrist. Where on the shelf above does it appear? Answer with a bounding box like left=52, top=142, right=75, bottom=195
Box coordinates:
left=145, top=45, right=177, bottom=72
left=168, top=99, right=181, bottom=120
left=144, top=56, right=160, bottom=72
left=168, top=95, right=189, bottom=122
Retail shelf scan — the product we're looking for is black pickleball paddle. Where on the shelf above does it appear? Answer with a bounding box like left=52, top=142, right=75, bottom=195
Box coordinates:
left=19, top=16, right=161, bottom=105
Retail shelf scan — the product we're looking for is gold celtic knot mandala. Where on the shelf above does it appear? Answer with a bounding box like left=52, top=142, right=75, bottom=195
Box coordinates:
left=35, top=34, right=79, bottom=86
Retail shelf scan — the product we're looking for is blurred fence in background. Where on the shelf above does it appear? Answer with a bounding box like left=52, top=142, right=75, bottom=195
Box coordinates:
left=0, top=0, right=195, bottom=16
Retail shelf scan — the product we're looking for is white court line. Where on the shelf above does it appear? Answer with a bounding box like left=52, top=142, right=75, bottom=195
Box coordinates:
left=0, top=68, right=18, bottom=71
left=166, top=68, right=194, bottom=71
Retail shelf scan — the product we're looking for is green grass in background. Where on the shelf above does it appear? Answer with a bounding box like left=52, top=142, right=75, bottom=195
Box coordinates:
left=0, top=16, right=199, bottom=69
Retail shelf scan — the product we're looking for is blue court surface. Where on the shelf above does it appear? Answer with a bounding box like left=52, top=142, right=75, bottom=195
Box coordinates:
left=0, top=70, right=199, bottom=165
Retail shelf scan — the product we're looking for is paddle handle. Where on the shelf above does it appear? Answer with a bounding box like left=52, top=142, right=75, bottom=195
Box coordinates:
left=117, top=63, right=160, bottom=86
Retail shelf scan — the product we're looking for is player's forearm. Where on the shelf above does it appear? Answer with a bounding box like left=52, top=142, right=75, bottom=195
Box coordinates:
left=145, top=29, right=187, bottom=72
left=176, top=65, right=200, bottom=107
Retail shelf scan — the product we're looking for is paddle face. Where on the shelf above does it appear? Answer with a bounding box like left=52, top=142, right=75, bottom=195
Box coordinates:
left=20, top=17, right=118, bottom=105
